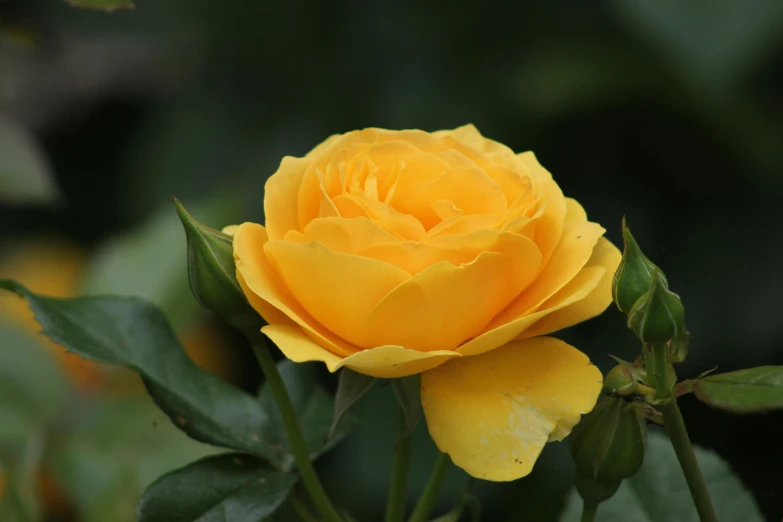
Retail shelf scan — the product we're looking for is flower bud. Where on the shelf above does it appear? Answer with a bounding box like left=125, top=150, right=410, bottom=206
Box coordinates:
left=627, top=270, right=685, bottom=344
left=574, top=474, right=621, bottom=505
left=602, top=365, right=636, bottom=396
left=569, top=397, right=647, bottom=486
left=174, top=198, right=262, bottom=334
left=611, top=220, right=667, bottom=313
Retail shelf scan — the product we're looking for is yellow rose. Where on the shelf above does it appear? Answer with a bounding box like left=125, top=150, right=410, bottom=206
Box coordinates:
left=229, top=125, right=621, bottom=481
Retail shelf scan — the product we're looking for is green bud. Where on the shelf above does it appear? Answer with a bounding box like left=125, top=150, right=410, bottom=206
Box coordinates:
left=173, top=198, right=262, bottom=334
left=670, top=328, right=690, bottom=363
left=569, top=397, right=647, bottom=486
left=603, top=365, right=636, bottom=396
left=627, top=270, right=685, bottom=344
left=574, top=474, right=621, bottom=505
left=611, top=219, right=667, bottom=313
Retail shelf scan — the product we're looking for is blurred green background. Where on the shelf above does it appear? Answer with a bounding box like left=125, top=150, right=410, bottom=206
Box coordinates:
left=1, top=0, right=782, bottom=521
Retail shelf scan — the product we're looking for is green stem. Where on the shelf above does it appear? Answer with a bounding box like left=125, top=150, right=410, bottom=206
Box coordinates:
left=251, top=341, right=344, bottom=522
left=660, top=400, right=719, bottom=522
left=385, top=409, right=412, bottom=522
left=643, top=343, right=657, bottom=389
left=292, top=495, right=320, bottom=522
left=407, top=452, right=451, bottom=522
left=651, top=344, right=718, bottom=522
left=580, top=501, right=598, bottom=522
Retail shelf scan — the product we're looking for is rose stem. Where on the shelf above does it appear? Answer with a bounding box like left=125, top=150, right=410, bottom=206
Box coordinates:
left=580, top=501, right=598, bottom=522
left=385, top=408, right=412, bottom=522
left=652, top=343, right=718, bottom=522
left=251, top=338, right=344, bottom=522
left=407, top=452, right=451, bottom=522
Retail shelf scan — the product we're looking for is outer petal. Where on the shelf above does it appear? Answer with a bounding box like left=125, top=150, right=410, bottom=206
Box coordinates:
left=264, top=156, right=311, bottom=240
left=262, top=324, right=460, bottom=378
left=456, top=266, right=604, bottom=356
left=233, top=223, right=359, bottom=356
left=421, top=337, right=602, bottom=481
left=433, top=124, right=515, bottom=156
left=564, top=198, right=587, bottom=222
left=359, top=252, right=514, bottom=352
left=520, top=237, right=621, bottom=338
left=517, top=151, right=567, bottom=265
left=264, top=239, right=410, bottom=347
left=485, top=221, right=604, bottom=330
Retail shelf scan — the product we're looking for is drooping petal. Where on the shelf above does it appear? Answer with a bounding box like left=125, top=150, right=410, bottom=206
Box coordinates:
left=233, top=223, right=359, bottom=356
left=520, top=237, right=621, bottom=338
left=421, top=337, right=602, bottom=481
left=338, top=344, right=460, bottom=378
left=262, top=324, right=460, bottom=378
left=264, top=239, right=410, bottom=347
left=262, top=324, right=343, bottom=369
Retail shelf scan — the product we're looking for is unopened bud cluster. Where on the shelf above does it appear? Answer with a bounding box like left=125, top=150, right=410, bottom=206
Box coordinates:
left=612, top=220, right=688, bottom=360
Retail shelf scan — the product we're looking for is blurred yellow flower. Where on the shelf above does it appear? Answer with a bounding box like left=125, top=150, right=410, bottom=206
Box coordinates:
left=230, top=125, right=620, bottom=481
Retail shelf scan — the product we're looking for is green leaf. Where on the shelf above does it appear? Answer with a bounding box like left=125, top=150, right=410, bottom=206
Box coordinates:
left=49, top=395, right=219, bottom=522
left=693, top=366, right=783, bottom=413
left=559, top=430, right=764, bottom=521
left=0, top=280, right=286, bottom=467
left=137, top=453, right=297, bottom=522
left=0, top=321, right=68, bottom=444
left=0, top=114, right=59, bottom=205
left=64, top=0, right=135, bottom=12
left=392, top=374, right=423, bottom=439
left=329, top=369, right=375, bottom=439
left=258, top=361, right=359, bottom=472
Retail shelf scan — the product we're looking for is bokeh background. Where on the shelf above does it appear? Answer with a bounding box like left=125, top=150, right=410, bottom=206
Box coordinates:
left=1, top=0, right=782, bottom=521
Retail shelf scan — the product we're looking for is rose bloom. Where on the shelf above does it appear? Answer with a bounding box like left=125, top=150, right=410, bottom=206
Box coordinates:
left=228, top=125, right=621, bottom=481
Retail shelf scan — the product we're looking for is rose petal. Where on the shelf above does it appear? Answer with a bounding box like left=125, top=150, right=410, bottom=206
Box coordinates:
left=264, top=156, right=311, bottom=240
left=333, top=193, right=427, bottom=241
left=358, top=242, right=474, bottom=275
left=284, top=216, right=398, bottom=255
left=456, top=266, right=604, bottom=356
left=486, top=220, right=605, bottom=330
left=565, top=197, right=587, bottom=222
left=359, top=252, right=513, bottom=352
left=520, top=237, right=621, bottom=338
left=262, top=324, right=460, bottom=378
left=233, top=223, right=358, bottom=356
left=517, top=151, right=567, bottom=265
left=421, top=336, right=602, bottom=481
left=264, top=239, right=409, bottom=347
left=393, top=166, right=507, bottom=229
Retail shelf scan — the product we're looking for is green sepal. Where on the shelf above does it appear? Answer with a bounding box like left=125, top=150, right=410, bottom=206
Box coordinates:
left=173, top=198, right=263, bottom=335
left=627, top=270, right=685, bottom=344
left=611, top=219, right=666, bottom=313
left=569, top=397, right=647, bottom=486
